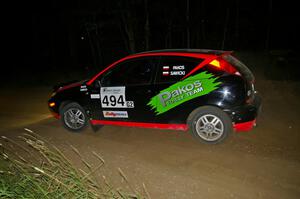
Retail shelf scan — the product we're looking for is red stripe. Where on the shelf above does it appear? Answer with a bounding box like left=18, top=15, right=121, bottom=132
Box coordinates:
left=181, top=51, right=233, bottom=79
left=90, top=120, right=188, bottom=131
left=181, top=55, right=218, bottom=79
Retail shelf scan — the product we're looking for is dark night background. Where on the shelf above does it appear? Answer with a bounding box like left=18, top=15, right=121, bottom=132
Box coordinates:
left=3, top=0, right=299, bottom=87
left=1, top=2, right=300, bottom=197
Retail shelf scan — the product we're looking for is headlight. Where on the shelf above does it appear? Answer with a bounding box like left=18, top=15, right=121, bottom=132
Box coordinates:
left=49, top=102, right=56, bottom=107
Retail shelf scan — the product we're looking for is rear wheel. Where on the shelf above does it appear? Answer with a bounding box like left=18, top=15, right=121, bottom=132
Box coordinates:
left=188, top=106, right=232, bottom=144
left=60, top=102, right=88, bottom=132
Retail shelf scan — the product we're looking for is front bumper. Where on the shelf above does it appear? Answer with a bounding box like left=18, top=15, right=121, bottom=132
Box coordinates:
left=225, top=93, right=262, bottom=132
left=48, top=99, right=60, bottom=119
left=50, top=110, right=60, bottom=119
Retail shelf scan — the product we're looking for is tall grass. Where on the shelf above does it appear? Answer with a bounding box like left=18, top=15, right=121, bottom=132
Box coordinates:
left=0, top=129, right=148, bottom=199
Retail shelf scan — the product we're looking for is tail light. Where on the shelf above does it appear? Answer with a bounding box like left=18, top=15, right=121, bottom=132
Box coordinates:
left=209, top=58, right=239, bottom=75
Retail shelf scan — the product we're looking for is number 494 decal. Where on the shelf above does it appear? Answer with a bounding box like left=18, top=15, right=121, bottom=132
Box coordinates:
left=102, top=95, right=125, bottom=106
left=100, top=87, right=134, bottom=108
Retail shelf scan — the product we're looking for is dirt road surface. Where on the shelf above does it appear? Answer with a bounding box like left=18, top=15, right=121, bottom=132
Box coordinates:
left=1, top=77, right=300, bottom=198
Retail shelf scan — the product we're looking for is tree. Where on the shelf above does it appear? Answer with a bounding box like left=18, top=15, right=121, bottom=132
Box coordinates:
left=221, top=6, right=230, bottom=50
left=119, top=1, right=137, bottom=53
left=144, top=0, right=150, bottom=51
left=265, top=0, right=273, bottom=50
left=186, top=0, right=190, bottom=48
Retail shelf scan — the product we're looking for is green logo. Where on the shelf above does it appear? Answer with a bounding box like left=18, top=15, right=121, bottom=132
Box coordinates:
left=147, top=72, right=221, bottom=115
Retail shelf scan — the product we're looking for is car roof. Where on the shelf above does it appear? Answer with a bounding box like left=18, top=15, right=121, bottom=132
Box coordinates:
left=135, top=49, right=232, bottom=56
left=87, top=49, right=233, bottom=85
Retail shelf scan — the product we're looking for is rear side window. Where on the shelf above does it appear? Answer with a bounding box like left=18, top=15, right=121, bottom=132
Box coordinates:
left=101, top=57, right=157, bottom=86
left=156, top=56, right=202, bottom=84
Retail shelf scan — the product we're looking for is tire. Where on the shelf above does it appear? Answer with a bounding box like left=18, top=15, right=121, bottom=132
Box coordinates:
left=60, top=102, right=88, bottom=132
left=187, top=106, right=232, bottom=144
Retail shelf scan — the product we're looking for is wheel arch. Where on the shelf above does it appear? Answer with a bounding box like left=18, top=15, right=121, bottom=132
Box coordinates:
left=58, top=100, right=73, bottom=113
left=186, top=104, right=226, bottom=124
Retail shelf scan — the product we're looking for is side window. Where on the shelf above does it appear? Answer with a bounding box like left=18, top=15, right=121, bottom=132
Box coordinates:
left=156, top=56, right=202, bottom=84
left=101, top=57, right=156, bottom=86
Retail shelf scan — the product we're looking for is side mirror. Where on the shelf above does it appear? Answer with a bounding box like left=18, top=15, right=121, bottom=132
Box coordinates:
left=94, top=80, right=101, bottom=89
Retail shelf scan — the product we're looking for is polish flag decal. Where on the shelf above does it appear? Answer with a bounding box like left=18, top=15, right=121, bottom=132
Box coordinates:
left=162, top=71, right=169, bottom=76
left=163, top=66, right=169, bottom=70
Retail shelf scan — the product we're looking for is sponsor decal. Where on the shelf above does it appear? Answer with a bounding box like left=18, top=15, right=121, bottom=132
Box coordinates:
left=103, top=111, right=128, bottom=118
left=90, top=94, right=100, bottom=99
left=100, top=87, right=134, bottom=108
left=80, top=85, right=88, bottom=91
left=147, top=72, right=221, bottom=115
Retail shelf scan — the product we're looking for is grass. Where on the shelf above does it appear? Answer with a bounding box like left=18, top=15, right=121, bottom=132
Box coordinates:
left=0, top=129, right=149, bottom=199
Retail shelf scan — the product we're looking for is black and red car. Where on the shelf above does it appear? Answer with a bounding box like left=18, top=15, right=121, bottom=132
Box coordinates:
left=48, top=49, right=261, bottom=144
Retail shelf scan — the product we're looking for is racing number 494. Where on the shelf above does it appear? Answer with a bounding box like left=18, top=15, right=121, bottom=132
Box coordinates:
left=102, top=95, right=125, bottom=107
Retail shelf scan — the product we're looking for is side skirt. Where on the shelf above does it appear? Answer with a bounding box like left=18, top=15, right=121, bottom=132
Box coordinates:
left=90, top=120, right=188, bottom=131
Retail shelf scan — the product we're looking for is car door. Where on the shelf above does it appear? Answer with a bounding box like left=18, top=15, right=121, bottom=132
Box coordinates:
left=89, top=56, right=159, bottom=123
left=152, top=56, right=204, bottom=124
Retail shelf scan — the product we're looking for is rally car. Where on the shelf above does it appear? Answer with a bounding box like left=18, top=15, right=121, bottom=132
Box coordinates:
left=48, top=49, right=261, bottom=144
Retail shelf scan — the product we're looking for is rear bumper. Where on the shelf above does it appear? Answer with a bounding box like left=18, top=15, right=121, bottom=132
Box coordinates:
left=225, top=93, right=262, bottom=132
left=233, top=119, right=256, bottom=132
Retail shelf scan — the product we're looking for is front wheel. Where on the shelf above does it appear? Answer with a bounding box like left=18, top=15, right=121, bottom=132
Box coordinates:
left=60, top=102, right=88, bottom=132
left=188, top=106, right=232, bottom=144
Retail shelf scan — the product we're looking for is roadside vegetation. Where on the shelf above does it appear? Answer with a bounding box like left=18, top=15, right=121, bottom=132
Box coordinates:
left=0, top=129, right=149, bottom=199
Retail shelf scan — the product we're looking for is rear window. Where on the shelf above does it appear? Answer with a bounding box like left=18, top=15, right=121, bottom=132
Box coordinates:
left=223, top=54, right=254, bottom=82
